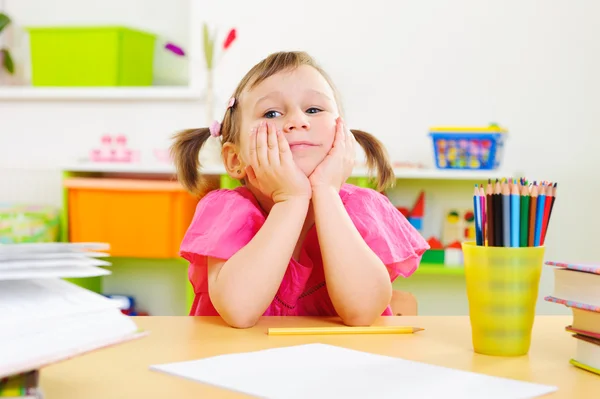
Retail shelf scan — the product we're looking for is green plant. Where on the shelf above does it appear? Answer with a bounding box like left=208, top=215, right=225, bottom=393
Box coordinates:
left=0, top=12, right=14, bottom=74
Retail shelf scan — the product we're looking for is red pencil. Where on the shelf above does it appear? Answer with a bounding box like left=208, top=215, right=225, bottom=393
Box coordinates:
left=541, top=183, right=557, bottom=244
left=528, top=183, right=538, bottom=247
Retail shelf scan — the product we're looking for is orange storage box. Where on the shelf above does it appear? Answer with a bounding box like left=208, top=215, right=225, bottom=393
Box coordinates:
left=64, top=177, right=198, bottom=258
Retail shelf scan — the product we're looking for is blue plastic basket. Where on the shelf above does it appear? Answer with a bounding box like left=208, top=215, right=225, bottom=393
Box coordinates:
left=428, top=125, right=507, bottom=170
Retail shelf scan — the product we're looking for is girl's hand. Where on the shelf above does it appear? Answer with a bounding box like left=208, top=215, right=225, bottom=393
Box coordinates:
left=246, top=121, right=312, bottom=203
left=309, top=117, right=355, bottom=192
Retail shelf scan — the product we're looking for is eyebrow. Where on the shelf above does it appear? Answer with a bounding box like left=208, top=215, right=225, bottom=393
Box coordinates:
left=255, top=91, right=285, bottom=107
left=254, top=89, right=333, bottom=110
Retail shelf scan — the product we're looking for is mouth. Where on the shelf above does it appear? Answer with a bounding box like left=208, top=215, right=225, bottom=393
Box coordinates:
left=288, top=141, right=319, bottom=150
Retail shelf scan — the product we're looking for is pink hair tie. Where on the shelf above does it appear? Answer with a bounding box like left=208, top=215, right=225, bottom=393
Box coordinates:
left=209, top=120, right=221, bottom=137
left=227, top=97, right=236, bottom=108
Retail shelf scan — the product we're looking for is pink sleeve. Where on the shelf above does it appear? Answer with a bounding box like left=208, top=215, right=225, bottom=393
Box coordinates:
left=344, top=187, right=430, bottom=281
left=180, top=188, right=265, bottom=265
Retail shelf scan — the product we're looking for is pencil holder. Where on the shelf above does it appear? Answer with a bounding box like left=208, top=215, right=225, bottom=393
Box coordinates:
left=461, top=241, right=545, bottom=356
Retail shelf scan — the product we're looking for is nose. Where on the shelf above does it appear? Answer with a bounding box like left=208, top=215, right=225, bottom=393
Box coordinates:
left=283, top=110, right=310, bottom=133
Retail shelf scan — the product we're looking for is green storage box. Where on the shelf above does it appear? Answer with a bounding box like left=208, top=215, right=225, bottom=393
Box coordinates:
left=27, top=26, right=156, bottom=86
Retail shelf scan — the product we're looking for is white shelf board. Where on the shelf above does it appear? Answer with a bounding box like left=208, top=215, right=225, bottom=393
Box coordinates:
left=63, top=162, right=512, bottom=180
left=64, top=162, right=183, bottom=174
left=384, top=167, right=510, bottom=180
left=0, top=86, right=203, bottom=101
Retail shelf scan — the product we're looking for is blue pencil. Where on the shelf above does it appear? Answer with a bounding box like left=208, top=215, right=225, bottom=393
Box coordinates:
left=474, top=185, right=483, bottom=245
left=534, top=183, right=546, bottom=246
left=510, top=179, right=520, bottom=247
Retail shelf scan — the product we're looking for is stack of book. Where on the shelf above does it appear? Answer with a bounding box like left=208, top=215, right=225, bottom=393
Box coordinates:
left=0, top=242, right=146, bottom=398
left=544, top=261, right=600, bottom=375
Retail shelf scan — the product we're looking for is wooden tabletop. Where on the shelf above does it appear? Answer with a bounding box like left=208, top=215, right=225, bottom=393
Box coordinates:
left=40, top=316, right=599, bottom=398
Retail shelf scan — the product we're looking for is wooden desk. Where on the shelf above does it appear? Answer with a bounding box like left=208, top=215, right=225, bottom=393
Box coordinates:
left=40, top=316, right=598, bottom=398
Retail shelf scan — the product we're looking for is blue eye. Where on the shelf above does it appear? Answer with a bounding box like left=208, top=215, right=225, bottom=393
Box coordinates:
left=306, top=107, right=322, bottom=114
left=264, top=110, right=281, bottom=118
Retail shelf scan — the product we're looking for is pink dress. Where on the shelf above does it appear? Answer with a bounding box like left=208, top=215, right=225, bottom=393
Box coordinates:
left=180, top=183, right=429, bottom=317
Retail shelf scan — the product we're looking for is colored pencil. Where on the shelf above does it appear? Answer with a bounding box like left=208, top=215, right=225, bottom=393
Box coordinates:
left=479, top=185, right=486, bottom=245
left=502, top=180, right=511, bottom=247
left=473, top=177, right=556, bottom=247
left=528, top=183, right=538, bottom=247
left=510, top=179, right=520, bottom=247
left=494, top=179, right=503, bottom=247
left=267, top=326, right=424, bottom=336
left=534, top=183, right=546, bottom=246
left=519, top=183, right=530, bottom=247
left=474, top=185, right=483, bottom=246
left=540, top=183, right=555, bottom=245
left=486, top=179, right=494, bottom=246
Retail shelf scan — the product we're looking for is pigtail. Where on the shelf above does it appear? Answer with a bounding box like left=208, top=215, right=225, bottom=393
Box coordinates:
left=350, top=129, right=395, bottom=192
left=170, top=128, right=212, bottom=197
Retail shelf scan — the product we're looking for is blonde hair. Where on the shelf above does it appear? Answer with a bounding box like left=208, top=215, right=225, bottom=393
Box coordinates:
left=171, top=51, right=394, bottom=197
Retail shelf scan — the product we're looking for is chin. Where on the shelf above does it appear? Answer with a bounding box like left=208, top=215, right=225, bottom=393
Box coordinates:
left=299, top=164, right=318, bottom=177
left=294, top=160, right=320, bottom=177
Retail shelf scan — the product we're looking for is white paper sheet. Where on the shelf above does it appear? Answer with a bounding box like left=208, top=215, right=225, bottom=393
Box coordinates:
left=0, top=257, right=111, bottom=270
left=150, top=343, right=558, bottom=399
left=0, top=242, right=109, bottom=254
left=0, top=251, right=109, bottom=261
left=0, top=264, right=111, bottom=280
left=0, top=278, right=119, bottom=326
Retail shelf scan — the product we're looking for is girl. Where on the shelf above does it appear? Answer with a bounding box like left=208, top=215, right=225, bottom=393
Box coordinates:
left=171, top=51, right=429, bottom=328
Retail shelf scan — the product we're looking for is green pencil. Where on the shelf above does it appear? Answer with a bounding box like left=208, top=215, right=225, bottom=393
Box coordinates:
left=520, top=183, right=530, bottom=247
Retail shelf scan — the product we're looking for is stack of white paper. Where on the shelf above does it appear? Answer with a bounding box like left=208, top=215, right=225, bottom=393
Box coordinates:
left=0, top=242, right=144, bottom=379
left=0, top=242, right=111, bottom=280
left=150, top=343, right=558, bottom=399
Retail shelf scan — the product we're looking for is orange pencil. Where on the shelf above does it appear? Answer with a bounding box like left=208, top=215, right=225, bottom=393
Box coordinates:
left=528, top=183, right=538, bottom=247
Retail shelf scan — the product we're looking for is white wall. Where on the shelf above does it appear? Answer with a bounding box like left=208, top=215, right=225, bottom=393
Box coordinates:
left=1, top=0, right=598, bottom=315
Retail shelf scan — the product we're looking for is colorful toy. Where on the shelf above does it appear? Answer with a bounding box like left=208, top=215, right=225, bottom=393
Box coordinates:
left=104, top=294, right=149, bottom=316
left=428, top=124, right=508, bottom=170
left=421, top=237, right=445, bottom=264
left=89, top=134, right=140, bottom=163
left=396, top=191, right=425, bottom=232
left=442, top=208, right=475, bottom=246
left=444, top=241, right=464, bottom=266
left=420, top=237, right=465, bottom=268
left=0, top=203, right=60, bottom=243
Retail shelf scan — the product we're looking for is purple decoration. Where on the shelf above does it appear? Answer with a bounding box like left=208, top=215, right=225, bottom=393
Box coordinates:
left=165, top=42, right=185, bottom=56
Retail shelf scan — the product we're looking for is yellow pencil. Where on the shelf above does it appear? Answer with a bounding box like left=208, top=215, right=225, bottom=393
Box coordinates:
left=267, top=326, right=424, bottom=336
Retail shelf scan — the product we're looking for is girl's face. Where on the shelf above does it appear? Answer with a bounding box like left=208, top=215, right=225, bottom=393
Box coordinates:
left=238, top=65, right=339, bottom=176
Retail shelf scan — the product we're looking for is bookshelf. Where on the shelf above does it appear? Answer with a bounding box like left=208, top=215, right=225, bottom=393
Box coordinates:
left=62, top=161, right=511, bottom=180
left=0, top=0, right=204, bottom=102
left=59, top=162, right=514, bottom=315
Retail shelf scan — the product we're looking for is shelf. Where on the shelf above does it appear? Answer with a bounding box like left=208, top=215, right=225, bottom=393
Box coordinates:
left=64, top=162, right=215, bottom=175
left=0, top=86, right=203, bottom=101
left=63, top=162, right=512, bottom=181
left=384, top=167, right=509, bottom=180
left=416, top=264, right=465, bottom=275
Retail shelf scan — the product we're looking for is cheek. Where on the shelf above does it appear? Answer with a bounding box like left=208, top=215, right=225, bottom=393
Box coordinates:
left=237, top=133, right=252, bottom=164
left=320, top=119, right=337, bottom=152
